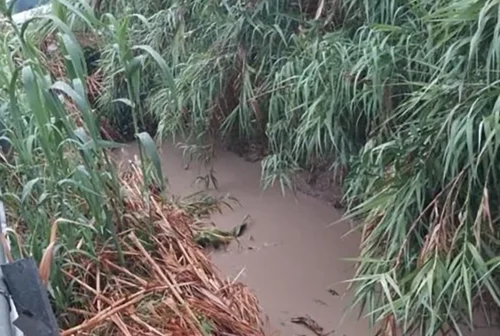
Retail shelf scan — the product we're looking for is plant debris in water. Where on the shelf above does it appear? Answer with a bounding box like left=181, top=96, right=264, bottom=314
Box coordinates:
left=194, top=219, right=249, bottom=250
left=60, top=163, right=263, bottom=335
left=177, top=191, right=250, bottom=249
left=291, top=315, right=330, bottom=336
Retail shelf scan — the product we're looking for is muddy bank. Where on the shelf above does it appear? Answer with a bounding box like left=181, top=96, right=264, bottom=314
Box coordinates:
left=117, top=142, right=497, bottom=336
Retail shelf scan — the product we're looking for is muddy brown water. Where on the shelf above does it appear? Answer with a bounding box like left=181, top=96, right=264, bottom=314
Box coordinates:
left=118, top=142, right=497, bottom=336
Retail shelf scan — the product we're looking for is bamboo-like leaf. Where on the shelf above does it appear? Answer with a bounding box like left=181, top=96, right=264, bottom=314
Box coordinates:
left=54, top=0, right=98, bottom=28
left=21, top=178, right=41, bottom=203
left=60, top=33, right=87, bottom=81
left=133, top=45, right=176, bottom=97
left=136, top=132, right=166, bottom=191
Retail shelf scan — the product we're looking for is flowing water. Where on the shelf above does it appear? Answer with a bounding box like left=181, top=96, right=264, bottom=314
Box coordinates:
left=118, top=142, right=497, bottom=336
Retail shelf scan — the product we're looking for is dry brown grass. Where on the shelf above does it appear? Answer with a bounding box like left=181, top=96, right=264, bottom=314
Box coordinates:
left=59, top=163, right=264, bottom=336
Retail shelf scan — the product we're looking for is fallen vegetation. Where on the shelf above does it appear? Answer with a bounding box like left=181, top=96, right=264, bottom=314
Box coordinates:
left=0, top=1, right=264, bottom=335
left=60, top=163, right=262, bottom=335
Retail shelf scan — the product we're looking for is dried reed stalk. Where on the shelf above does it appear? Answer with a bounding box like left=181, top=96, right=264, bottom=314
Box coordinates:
left=61, top=163, right=264, bottom=335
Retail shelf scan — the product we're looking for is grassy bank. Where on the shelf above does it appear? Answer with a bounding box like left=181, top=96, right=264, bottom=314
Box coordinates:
left=0, top=1, right=263, bottom=334
left=88, top=0, right=500, bottom=335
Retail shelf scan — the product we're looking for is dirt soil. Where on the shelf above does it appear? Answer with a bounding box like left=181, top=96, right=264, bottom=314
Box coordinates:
left=293, top=168, right=344, bottom=208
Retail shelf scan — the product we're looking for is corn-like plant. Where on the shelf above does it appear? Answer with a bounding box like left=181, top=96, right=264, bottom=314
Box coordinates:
left=98, top=12, right=176, bottom=192
left=0, top=4, right=124, bottom=324
left=0, top=0, right=170, bottom=327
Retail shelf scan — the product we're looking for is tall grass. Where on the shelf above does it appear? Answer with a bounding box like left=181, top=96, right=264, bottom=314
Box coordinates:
left=342, top=0, right=500, bottom=334
left=0, top=0, right=171, bottom=327
left=88, top=0, right=500, bottom=334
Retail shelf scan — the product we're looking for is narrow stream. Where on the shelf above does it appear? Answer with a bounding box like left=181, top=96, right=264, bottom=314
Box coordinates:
left=118, top=142, right=496, bottom=336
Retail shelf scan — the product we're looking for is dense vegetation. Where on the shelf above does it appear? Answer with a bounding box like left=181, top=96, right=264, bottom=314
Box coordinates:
left=0, top=0, right=173, bottom=329
left=2, top=0, right=500, bottom=335
left=96, top=0, right=500, bottom=334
